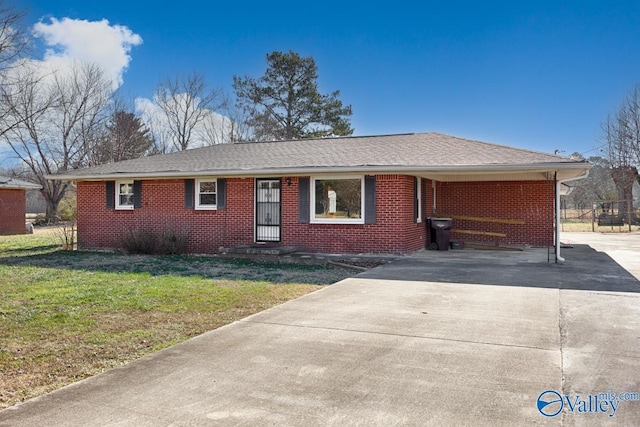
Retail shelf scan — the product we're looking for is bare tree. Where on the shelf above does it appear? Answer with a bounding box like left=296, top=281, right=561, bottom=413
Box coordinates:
left=0, top=2, right=33, bottom=140
left=0, top=1, right=28, bottom=72
left=565, top=155, right=617, bottom=210
left=0, top=62, right=112, bottom=222
left=197, top=102, right=252, bottom=145
left=198, top=111, right=233, bottom=145
left=145, top=112, right=172, bottom=154
left=602, top=84, right=640, bottom=221
left=154, top=72, right=226, bottom=151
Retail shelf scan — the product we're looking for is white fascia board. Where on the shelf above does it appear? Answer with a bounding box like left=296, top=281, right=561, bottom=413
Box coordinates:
left=46, top=162, right=592, bottom=182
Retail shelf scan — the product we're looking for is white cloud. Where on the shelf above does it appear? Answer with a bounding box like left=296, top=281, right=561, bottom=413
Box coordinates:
left=32, top=17, right=142, bottom=89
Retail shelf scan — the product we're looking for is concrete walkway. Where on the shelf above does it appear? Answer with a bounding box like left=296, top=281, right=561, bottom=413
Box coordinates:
left=1, top=233, right=639, bottom=426
left=561, top=231, right=640, bottom=280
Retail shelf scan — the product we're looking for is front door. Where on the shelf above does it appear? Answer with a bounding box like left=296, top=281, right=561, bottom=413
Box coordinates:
left=255, top=178, right=281, bottom=242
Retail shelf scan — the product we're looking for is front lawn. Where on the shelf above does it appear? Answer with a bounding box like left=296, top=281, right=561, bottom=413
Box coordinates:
left=0, top=232, right=355, bottom=409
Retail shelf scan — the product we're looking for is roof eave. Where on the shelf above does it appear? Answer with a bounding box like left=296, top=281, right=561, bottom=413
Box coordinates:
left=46, top=162, right=591, bottom=182
left=0, top=184, right=42, bottom=190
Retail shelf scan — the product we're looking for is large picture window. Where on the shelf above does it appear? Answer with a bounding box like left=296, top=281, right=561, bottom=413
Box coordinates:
left=311, top=177, right=364, bottom=223
left=196, top=179, right=217, bottom=209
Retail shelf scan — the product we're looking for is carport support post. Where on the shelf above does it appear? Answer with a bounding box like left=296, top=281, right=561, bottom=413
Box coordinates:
left=555, top=176, right=563, bottom=263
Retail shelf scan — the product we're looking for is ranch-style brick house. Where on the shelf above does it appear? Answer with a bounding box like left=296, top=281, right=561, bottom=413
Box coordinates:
left=0, top=176, right=41, bottom=235
left=49, top=132, right=591, bottom=259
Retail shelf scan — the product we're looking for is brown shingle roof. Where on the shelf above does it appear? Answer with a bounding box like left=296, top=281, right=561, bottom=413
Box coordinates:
left=49, top=132, right=589, bottom=180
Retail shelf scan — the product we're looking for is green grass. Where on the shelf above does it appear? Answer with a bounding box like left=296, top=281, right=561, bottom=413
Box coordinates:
left=0, top=232, right=355, bottom=408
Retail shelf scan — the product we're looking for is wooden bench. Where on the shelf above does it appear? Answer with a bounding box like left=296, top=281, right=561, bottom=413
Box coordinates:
left=452, top=229, right=507, bottom=238
left=597, top=215, right=624, bottom=226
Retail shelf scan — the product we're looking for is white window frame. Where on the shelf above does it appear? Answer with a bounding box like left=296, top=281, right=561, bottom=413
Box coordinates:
left=416, top=177, right=422, bottom=223
left=195, top=178, right=218, bottom=210
left=310, top=175, right=365, bottom=224
left=115, top=180, right=135, bottom=210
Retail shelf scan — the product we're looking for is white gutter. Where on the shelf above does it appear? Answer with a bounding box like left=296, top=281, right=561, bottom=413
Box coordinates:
left=555, top=168, right=591, bottom=262
left=46, top=162, right=591, bottom=181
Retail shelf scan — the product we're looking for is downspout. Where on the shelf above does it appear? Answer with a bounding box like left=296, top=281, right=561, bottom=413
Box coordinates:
left=432, top=180, right=437, bottom=213
left=555, top=167, right=591, bottom=262
left=555, top=172, right=563, bottom=262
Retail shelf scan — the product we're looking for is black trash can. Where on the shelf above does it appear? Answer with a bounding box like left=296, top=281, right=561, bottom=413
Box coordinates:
left=428, top=217, right=452, bottom=251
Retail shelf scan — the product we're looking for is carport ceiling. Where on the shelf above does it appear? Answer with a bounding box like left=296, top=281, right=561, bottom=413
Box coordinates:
left=417, top=167, right=590, bottom=182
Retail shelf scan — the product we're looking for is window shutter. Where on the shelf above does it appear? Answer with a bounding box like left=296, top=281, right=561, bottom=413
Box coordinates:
left=364, top=175, right=376, bottom=224
left=217, top=178, right=226, bottom=208
left=414, top=177, right=419, bottom=223
left=184, top=179, right=194, bottom=209
left=133, top=180, right=142, bottom=209
left=298, top=177, right=310, bottom=223
left=106, top=181, right=115, bottom=209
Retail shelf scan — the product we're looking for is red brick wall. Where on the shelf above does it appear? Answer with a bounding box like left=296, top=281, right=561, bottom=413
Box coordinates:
left=77, top=178, right=255, bottom=253
left=76, top=176, right=553, bottom=254
left=0, top=189, right=27, bottom=235
left=77, top=176, right=427, bottom=254
left=434, top=180, right=554, bottom=246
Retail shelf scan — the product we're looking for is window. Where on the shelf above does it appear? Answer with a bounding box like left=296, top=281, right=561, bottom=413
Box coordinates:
left=311, top=177, right=364, bottom=224
left=196, top=179, right=217, bottom=209
left=116, top=180, right=134, bottom=210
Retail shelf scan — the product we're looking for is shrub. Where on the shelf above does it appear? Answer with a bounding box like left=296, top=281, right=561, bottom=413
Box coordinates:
left=158, top=226, right=188, bottom=255
left=54, top=222, right=77, bottom=251
left=58, top=195, right=77, bottom=222
left=121, top=228, right=158, bottom=254
left=121, top=225, right=188, bottom=255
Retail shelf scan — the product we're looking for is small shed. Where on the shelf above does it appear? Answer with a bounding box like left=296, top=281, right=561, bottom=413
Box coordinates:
left=0, top=176, right=42, bottom=235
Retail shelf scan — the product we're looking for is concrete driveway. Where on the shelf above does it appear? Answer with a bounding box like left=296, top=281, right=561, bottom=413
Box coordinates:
left=1, top=233, right=639, bottom=426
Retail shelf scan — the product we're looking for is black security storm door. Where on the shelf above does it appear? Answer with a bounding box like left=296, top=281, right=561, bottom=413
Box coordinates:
left=255, top=178, right=281, bottom=242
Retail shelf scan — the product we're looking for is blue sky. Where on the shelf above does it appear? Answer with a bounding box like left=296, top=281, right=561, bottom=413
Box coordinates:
left=12, top=0, right=640, bottom=157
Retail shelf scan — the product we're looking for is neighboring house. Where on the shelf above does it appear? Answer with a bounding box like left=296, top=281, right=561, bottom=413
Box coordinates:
left=0, top=176, right=42, bottom=235
left=48, top=132, right=591, bottom=259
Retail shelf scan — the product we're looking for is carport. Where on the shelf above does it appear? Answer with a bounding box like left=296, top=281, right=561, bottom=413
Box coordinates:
left=418, top=163, right=590, bottom=262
